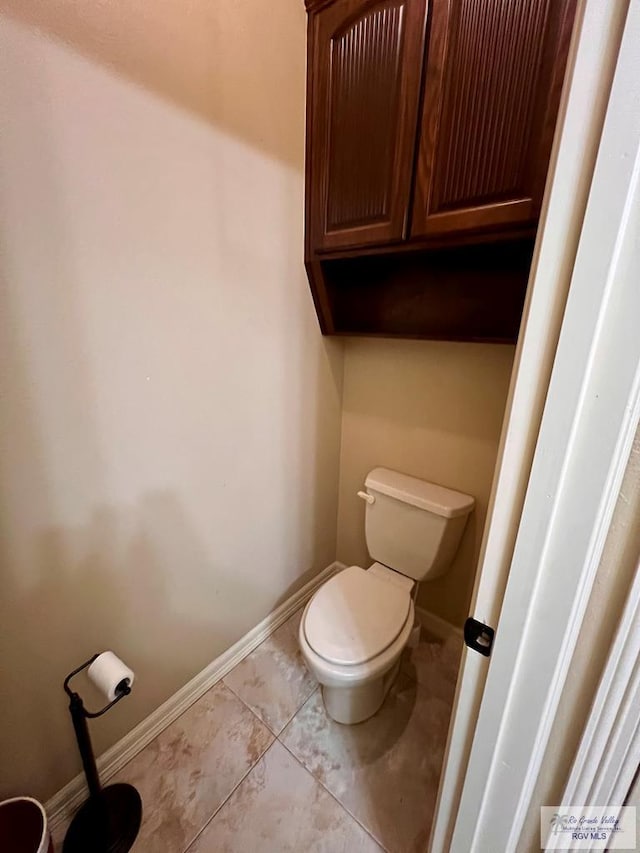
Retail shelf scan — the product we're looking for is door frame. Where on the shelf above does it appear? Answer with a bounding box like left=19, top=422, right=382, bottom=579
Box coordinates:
left=558, top=553, right=640, bottom=842
left=443, top=0, right=640, bottom=850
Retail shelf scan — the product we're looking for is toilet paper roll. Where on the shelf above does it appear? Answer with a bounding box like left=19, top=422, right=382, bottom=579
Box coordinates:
left=88, top=651, right=135, bottom=702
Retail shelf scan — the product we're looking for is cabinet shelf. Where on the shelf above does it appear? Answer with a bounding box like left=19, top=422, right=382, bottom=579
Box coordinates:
left=320, top=239, right=534, bottom=341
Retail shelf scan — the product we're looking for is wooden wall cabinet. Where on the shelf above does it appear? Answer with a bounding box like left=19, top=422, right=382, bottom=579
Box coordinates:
left=308, top=0, right=428, bottom=251
left=304, top=0, right=577, bottom=341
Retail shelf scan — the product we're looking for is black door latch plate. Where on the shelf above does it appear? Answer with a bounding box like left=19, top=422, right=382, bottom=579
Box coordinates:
left=464, top=617, right=495, bottom=657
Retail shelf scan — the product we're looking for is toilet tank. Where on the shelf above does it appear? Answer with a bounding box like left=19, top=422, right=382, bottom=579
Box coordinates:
left=363, top=468, right=475, bottom=582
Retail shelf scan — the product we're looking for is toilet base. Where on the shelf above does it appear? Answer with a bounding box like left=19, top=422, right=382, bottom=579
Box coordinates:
left=321, top=659, right=401, bottom=724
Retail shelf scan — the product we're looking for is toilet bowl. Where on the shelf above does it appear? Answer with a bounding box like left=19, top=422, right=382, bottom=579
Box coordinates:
left=299, top=468, right=475, bottom=724
left=299, top=563, right=415, bottom=724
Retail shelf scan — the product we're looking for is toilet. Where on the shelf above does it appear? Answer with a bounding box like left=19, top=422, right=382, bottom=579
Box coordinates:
left=299, top=467, right=474, bottom=724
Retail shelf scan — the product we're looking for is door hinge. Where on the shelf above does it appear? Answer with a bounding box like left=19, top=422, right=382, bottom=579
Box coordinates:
left=464, top=618, right=495, bottom=657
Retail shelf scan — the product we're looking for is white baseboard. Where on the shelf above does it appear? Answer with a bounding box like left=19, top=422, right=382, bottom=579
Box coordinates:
left=415, top=605, right=464, bottom=642
left=46, top=561, right=343, bottom=833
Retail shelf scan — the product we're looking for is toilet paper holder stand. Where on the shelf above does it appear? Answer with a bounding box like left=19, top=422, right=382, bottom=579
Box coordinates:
left=62, top=654, right=142, bottom=853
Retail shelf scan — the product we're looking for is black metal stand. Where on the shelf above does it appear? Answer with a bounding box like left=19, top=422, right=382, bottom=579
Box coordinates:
left=62, top=655, right=142, bottom=853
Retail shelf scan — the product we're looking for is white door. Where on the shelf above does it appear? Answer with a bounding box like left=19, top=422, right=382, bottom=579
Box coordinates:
left=429, top=0, right=640, bottom=850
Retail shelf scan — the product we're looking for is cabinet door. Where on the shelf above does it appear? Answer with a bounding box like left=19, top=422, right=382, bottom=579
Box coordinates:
left=307, top=0, right=428, bottom=251
left=411, top=0, right=576, bottom=238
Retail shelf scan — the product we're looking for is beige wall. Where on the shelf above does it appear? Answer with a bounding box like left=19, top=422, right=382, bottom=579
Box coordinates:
left=0, top=0, right=518, bottom=805
left=336, top=338, right=515, bottom=627
left=0, top=1, right=343, bottom=801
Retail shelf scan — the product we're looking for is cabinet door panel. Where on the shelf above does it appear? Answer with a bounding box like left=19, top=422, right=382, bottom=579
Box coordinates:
left=411, top=0, right=576, bottom=238
left=308, top=0, right=427, bottom=251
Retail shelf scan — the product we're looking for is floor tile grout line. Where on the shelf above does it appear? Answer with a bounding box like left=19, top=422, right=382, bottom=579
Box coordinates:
left=276, top=737, right=391, bottom=853
left=110, top=616, right=442, bottom=852
left=221, top=679, right=270, bottom=727
left=222, top=668, right=319, bottom=739
left=84, top=626, right=289, bottom=793
left=277, top=664, right=458, bottom=853
left=277, top=684, right=321, bottom=742
left=181, top=737, right=279, bottom=853
left=275, top=681, right=320, bottom=734
left=174, top=677, right=282, bottom=852
left=179, top=651, right=434, bottom=853
left=159, top=627, right=439, bottom=851
left=273, top=668, right=426, bottom=849
left=48, top=681, right=274, bottom=847
left=222, top=677, right=292, bottom=738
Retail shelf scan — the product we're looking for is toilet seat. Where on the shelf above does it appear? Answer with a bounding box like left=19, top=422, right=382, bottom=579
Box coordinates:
left=304, top=565, right=412, bottom=666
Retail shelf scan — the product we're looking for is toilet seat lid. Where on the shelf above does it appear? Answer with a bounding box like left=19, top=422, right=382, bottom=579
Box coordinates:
left=304, top=566, right=411, bottom=665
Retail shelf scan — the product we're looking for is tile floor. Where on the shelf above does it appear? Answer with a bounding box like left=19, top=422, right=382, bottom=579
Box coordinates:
left=54, top=608, right=462, bottom=853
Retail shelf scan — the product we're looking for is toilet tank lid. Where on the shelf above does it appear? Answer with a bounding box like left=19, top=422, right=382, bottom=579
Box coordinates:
left=365, top=468, right=475, bottom=518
